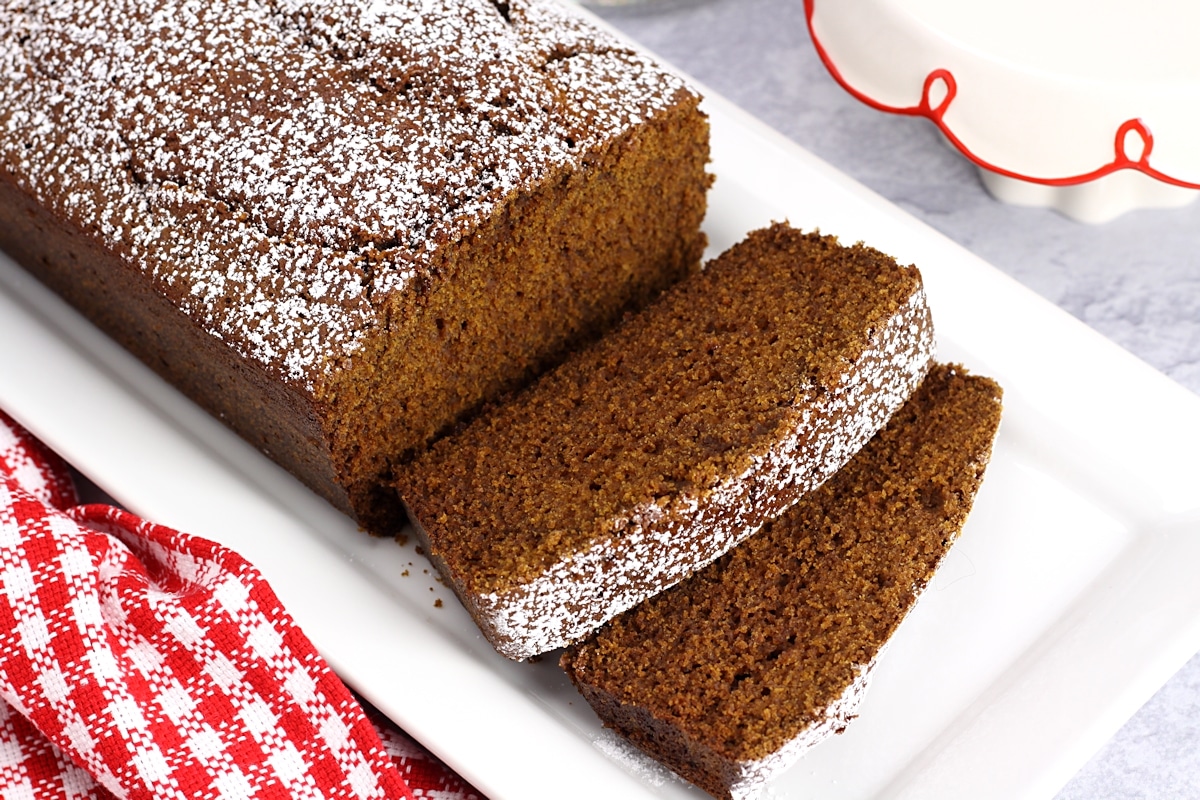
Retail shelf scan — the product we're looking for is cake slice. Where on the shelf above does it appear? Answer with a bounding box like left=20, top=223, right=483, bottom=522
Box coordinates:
left=561, top=364, right=1003, bottom=800
left=395, top=223, right=936, bottom=660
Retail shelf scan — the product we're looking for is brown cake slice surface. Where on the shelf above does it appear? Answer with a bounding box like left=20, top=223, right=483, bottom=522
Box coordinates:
left=561, top=364, right=1003, bottom=800
left=396, top=223, right=936, bottom=659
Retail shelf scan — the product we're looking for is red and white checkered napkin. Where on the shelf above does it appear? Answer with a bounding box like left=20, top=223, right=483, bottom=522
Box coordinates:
left=0, top=409, right=482, bottom=800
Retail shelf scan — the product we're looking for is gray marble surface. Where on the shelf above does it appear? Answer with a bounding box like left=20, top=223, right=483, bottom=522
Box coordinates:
left=585, top=0, right=1200, bottom=797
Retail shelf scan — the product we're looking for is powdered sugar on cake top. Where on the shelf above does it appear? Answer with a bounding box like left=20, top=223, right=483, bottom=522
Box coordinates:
left=0, top=0, right=690, bottom=389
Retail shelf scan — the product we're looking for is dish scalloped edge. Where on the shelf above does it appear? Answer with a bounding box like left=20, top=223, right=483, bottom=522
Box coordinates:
left=804, top=0, right=1200, bottom=192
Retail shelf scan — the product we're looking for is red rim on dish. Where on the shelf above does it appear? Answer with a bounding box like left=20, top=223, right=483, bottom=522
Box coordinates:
left=804, top=0, right=1200, bottom=191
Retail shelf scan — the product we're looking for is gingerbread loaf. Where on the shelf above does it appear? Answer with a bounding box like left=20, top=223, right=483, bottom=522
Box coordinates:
left=396, top=223, right=936, bottom=660
left=561, top=364, right=1003, bottom=800
left=0, top=0, right=710, bottom=532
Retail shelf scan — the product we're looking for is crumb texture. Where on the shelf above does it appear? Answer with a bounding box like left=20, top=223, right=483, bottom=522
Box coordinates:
left=562, top=364, right=1003, bottom=799
left=399, top=224, right=935, bottom=658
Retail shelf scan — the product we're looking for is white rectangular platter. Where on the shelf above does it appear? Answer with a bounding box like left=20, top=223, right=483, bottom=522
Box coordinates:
left=3, top=86, right=1200, bottom=800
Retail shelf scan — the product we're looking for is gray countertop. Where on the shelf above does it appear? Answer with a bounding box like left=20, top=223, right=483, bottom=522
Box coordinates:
left=587, top=1, right=1200, bottom=797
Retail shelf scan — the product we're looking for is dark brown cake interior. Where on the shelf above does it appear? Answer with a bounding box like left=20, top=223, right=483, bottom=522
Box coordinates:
left=396, top=224, right=923, bottom=591
left=561, top=364, right=1003, bottom=797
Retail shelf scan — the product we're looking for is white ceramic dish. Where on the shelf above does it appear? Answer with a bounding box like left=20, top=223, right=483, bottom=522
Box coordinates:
left=3, top=87, right=1200, bottom=799
left=806, top=0, right=1200, bottom=222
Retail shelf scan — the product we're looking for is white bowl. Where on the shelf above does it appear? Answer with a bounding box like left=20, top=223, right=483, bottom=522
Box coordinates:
left=806, top=0, right=1200, bottom=222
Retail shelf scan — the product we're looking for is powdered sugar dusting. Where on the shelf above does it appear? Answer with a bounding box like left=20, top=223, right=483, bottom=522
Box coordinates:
left=475, top=287, right=936, bottom=660
left=726, top=658, right=877, bottom=800
left=0, top=0, right=689, bottom=389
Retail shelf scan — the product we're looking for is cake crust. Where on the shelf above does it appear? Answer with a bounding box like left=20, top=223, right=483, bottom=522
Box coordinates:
left=0, top=0, right=709, bottom=529
left=561, top=364, right=1004, bottom=799
left=398, top=224, right=937, bottom=659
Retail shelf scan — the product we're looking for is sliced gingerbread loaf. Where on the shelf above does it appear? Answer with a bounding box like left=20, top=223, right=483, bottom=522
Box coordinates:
left=396, top=223, right=936, bottom=660
left=0, top=0, right=709, bottom=533
left=561, top=364, right=1003, bottom=800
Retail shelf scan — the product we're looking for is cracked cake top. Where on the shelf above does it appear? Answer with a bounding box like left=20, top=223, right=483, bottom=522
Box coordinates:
left=0, top=0, right=692, bottom=389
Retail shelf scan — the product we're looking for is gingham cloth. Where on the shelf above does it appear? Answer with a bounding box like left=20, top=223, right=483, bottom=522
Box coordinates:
left=0, top=409, right=482, bottom=800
